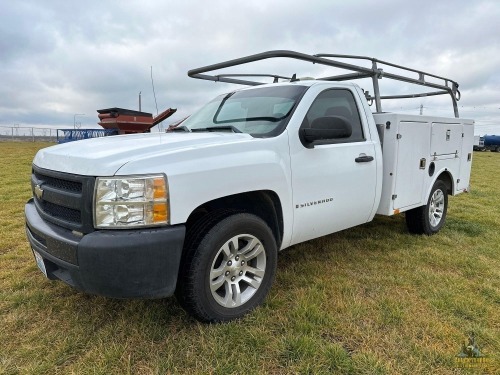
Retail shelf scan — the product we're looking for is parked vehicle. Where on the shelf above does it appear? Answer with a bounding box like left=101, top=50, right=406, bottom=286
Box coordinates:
left=25, top=51, right=474, bottom=322
left=473, top=134, right=500, bottom=152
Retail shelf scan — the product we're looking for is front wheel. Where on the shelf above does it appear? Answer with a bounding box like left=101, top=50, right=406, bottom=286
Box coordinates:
left=405, top=180, right=448, bottom=235
left=176, top=213, right=277, bottom=322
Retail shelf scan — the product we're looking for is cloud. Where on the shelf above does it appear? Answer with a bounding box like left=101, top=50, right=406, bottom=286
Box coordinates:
left=1, top=0, right=499, bottom=132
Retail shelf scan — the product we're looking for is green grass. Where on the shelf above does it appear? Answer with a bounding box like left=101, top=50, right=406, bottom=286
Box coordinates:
left=1, top=141, right=499, bottom=374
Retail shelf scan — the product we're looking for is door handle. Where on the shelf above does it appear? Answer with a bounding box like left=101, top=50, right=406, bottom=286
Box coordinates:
left=355, top=155, right=374, bottom=163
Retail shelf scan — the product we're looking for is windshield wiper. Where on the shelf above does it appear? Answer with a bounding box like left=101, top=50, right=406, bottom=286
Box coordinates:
left=192, top=125, right=242, bottom=133
left=169, top=125, right=190, bottom=132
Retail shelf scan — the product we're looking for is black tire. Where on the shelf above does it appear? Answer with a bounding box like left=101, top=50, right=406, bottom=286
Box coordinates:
left=405, top=180, right=448, bottom=235
left=176, top=213, right=277, bottom=322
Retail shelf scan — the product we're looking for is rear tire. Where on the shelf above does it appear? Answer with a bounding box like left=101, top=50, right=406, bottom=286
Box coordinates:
left=405, top=180, right=448, bottom=235
left=176, top=213, right=277, bottom=322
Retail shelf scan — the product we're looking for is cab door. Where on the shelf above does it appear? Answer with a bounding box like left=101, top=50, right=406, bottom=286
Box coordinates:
left=289, top=88, right=377, bottom=245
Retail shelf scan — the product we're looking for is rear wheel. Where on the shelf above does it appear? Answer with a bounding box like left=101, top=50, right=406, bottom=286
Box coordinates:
left=176, top=213, right=277, bottom=322
left=405, top=180, right=448, bottom=235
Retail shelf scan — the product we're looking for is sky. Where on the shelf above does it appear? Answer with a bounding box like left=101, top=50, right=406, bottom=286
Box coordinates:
left=1, top=0, right=499, bottom=135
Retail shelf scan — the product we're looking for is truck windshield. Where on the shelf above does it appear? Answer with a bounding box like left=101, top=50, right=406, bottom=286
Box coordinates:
left=180, top=85, right=308, bottom=136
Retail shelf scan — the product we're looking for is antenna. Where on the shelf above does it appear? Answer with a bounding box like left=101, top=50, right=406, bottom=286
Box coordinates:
left=151, top=66, right=159, bottom=116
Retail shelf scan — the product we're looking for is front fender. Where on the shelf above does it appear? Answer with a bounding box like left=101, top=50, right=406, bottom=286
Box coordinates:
left=167, top=136, right=293, bottom=247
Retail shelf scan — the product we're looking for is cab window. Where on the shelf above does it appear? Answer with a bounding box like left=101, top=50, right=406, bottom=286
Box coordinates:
left=301, top=89, right=365, bottom=144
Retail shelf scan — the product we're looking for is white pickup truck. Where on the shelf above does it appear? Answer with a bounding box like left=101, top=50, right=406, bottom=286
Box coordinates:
left=25, top=51, right=474, bottom=322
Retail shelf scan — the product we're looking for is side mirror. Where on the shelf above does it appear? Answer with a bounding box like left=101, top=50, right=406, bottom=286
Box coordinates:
left=302, top=116, right=352, bottom=144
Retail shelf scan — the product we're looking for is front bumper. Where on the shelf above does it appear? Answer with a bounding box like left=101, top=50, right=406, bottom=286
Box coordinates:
left=25, top=199, right=185, bottom=298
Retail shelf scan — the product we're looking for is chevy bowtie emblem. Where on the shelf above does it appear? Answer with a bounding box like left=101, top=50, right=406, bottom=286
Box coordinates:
left=34, top=184, right=44, bottom=199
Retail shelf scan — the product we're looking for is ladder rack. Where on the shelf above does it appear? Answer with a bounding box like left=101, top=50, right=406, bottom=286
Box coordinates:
left=188, top=50, right=461, bottom=117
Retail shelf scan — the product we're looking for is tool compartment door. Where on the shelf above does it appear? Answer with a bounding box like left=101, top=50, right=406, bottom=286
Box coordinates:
left=431, top=122, right=462, bottom=156
left=457, top=123, right=474, bottom=191
left=393, top=122, right=430, bottom=210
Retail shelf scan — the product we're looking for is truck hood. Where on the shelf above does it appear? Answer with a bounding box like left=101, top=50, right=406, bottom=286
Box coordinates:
left=33, top=132, right=255, bottom=176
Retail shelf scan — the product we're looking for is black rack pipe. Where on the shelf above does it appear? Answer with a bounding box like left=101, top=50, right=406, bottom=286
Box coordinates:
left=188, top=50, right=461, bottom=117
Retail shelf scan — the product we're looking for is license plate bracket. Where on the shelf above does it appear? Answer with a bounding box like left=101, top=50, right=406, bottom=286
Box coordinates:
left=32, top=250, right=48, bottom=278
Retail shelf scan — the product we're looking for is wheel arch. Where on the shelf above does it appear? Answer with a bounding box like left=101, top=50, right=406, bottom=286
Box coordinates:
left=435, top=170, right=454, bottom=195
left=184, top=190, right=284, bottom=249
left=420, top=169, right=454, bottom=215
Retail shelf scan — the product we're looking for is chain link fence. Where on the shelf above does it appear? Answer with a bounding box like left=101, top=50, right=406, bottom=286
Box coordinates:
left=0, top=126, right=61, bottom=142
left=0, top=126, right=123, bottom=143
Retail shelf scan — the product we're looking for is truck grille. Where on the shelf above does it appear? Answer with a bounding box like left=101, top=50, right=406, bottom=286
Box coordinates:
left=33, top=170, right=82, bottom=192
left=31, top=165, right=95, bottom=233
left=38, top=200, right=81, bottom=223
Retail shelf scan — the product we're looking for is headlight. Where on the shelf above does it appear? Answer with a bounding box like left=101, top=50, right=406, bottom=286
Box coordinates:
left=94, top=174, right=169, bottom=228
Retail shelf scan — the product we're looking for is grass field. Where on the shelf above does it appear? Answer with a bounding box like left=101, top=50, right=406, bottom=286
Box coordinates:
left=1, top=141, right=499, bottom=374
